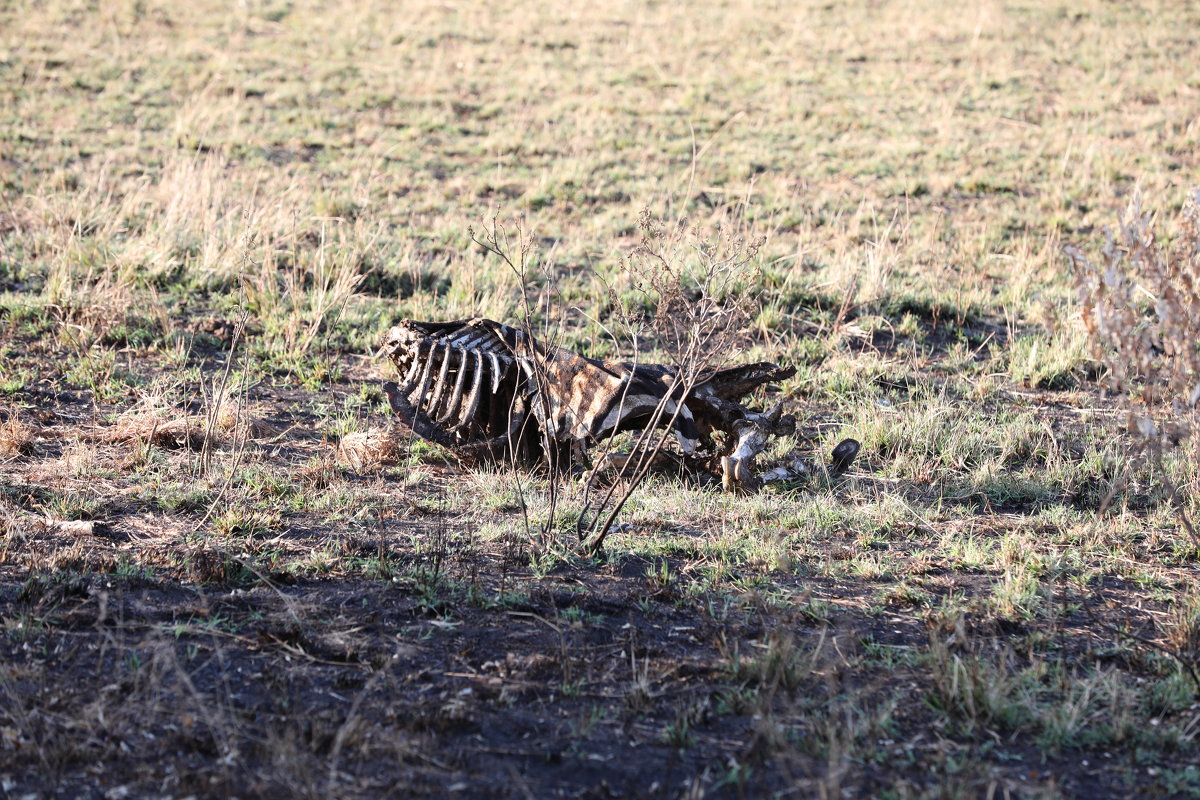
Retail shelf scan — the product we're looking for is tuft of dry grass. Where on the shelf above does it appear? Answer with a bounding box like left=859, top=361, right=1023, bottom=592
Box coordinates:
left=0, top=409, right=36, bottom=459
left=109, top=393, right=276, bottom=451
left=335, top=429, right=404, bottom=470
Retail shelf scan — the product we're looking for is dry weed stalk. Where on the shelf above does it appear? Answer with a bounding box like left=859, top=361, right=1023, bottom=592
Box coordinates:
left=627, top=210, right=763, bottom=371
left=470, top=211, right=578, bottom=554
left=1067, top=189, right=1200, bottom=549
left=581, top=212, right=764, bottom=554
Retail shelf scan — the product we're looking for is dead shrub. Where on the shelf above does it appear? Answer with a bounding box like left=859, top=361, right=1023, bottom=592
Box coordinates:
left=1068, top=189, right=1200, bottom=545
left=1069, top=188, right=1200, bottom=694
left=579, top=211, right=766, bottom=552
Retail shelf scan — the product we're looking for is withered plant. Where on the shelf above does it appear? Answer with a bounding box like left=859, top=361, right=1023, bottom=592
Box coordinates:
left=1069, top=188, right=1200, bottom=693
left=579, top=211, right=765, bottom=554
left=1067, top=189, right=1200, bottom=547
left=469, top=211, right=567, bottom=554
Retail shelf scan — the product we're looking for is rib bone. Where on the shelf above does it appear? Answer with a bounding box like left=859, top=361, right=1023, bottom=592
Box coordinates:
left=401, top=351, right=422, bottom=388
left=437, top=347, right=470, bottom=424
left=452, top=349, right=485, bottom=432
left=488, top=353, right=503, bottom=392
left=409, top=343, right=438, bottom=407
left=426, top=343, right=454, bottom=417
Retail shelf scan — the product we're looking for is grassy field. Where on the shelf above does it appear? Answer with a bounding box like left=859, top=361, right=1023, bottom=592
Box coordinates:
left=3, top=0, right=1200, bottom=796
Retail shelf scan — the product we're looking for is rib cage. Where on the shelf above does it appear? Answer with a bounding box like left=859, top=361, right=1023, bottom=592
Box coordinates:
left=380, top=318, right=797, bottom=468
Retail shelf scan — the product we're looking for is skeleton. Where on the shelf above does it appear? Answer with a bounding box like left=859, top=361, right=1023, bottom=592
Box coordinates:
left=379, top=318, right=858, bottom=490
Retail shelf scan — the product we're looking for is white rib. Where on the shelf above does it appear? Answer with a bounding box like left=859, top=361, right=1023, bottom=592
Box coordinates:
left=437, top=347, right=470, bottom=424
left=409, top=344, right=437, bottom=407
left=401, top=352, right=421, bottom=387
left=426, top=343, right=453, bottom=415
left=477, top=335, right=506, bottom=352
left=452, top=350, right=485, bottom=431
left=516, top=359, right=535, bottom=383
left=488, top=353, right=503, bottom=392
